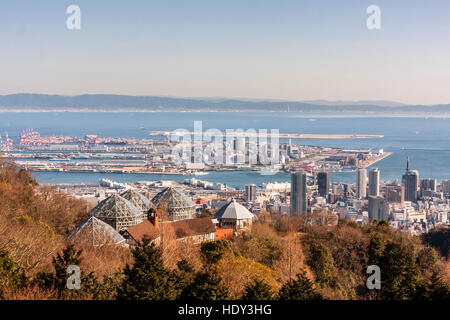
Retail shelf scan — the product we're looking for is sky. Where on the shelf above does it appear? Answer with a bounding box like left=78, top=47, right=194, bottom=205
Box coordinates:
left=1, top=0, right=450, bottom=105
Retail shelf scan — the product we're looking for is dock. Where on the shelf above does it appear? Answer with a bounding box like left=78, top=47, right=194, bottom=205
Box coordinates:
left=361, top=152, right=393, bottom=168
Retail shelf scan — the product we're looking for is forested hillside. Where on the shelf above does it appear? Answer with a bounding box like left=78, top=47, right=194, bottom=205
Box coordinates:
left=0, top=161, right=448, bottom=300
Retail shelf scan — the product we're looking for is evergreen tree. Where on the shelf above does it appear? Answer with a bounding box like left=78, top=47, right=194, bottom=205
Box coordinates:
left=377, top=220, right=390, bottom=227
left=35, top=244, right=100, bottom=299
left=414, top=273, right=450, bottom=300
left=94, top=272, right=123, bottom=300
left=416, top=247, right=440, bottom=278
left=378, top=242, right=420, bottom=300
left=173, top=259, right=196, bottom=297
left=421, top=228, right=450, bottom=258
left=242, top=278, right=274, bottom=300
left=117, top=237, right=177, bottom=300
left=0, top=250, right=27, bottom=296
left=200, top=240, right=232, bottom=264
left=181, top=269, right=228, bottom=300
left=306, top=243, right=334, bottom=286
left=368, top=235, right=385, bottom=266
left=177, top=258, right=195, bottom=273
left=52, top=245, right=83, bottom=288
left=278, top=271, right=322, bottom=300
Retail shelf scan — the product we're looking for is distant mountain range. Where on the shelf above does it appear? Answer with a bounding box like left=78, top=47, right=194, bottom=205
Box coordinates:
left=299, top=100, right=407, bottom=107
left=0, top=93, right=449, bottom=115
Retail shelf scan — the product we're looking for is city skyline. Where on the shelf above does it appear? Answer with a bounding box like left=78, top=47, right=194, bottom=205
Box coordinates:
left=1, top=1, right=449, bottom=305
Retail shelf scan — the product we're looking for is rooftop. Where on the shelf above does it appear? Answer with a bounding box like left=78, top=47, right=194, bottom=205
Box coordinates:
left=91, top=194, right=143, bottom=219
left=214, top=199, right=254, bottom=220
left=125, top=219, right=160, bottom=242
left=120, top=189, right=151, bottom=212
left=151, top=187, right=195, bottom=209
left=67, top=216, right=126, bottom=246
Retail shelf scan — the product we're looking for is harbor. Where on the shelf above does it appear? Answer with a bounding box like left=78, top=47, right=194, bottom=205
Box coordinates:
left=0, top=129, right=392, bottom=178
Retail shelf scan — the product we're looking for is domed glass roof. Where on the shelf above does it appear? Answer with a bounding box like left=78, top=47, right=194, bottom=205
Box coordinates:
left=91, top=194, right=142, bottom=219
left=67, top=216, right=126, bottom=246
left=151, top=187, right=195, bottom=210
left=120, top=189, right=151, bottom=213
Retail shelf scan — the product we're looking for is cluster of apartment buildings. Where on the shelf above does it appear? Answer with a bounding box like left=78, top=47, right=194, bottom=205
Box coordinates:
left=287, top=157, right=449, bottom=235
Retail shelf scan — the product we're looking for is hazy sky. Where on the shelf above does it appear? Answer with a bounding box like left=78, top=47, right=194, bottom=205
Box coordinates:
left=1, top=0, right=450, bottom=105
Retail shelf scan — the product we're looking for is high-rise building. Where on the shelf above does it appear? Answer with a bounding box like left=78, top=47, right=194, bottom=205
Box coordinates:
left=291, top=170, right=307, bottom=214
left=317, top=172, right=330, bottom=197
left=420, top=178, right=436, bottom=195
left=343, top=183, right=350, bottom=195
left=386, top=185, right=404, bottom=204
left=245, top=184, right=257, bottom=202
left=356, top=168, right=367, bottom=199
left=402, top=157, right=419, bottom=202
left=442, top=180, right=450, bottom=195
left=368, top=196, right=389, bottom=221
left=368, top=168, right=380, bottom=197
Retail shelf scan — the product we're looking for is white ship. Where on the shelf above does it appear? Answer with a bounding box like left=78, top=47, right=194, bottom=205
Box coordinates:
left=258, top=166, right=280, bottom=175
left=192, top=171, right=209, bottom=176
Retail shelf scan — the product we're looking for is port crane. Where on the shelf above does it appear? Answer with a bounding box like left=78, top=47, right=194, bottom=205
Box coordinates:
left=0, top=132, right=14, bottom=151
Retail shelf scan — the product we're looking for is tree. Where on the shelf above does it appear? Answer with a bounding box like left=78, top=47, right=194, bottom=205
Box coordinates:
left=368, top=235, right=385, bottom=266
left=199, top=209, right=213, bottom=218
left=306, top=243, right=334, bottom=286
left=94, top=272, right=123, bottom=300
left=177, top=258, right=195, bottom=273
left=242, top=279, right=274, bottom=300
left=0, top=162, right=89, bottom=272
left=117, top=238, right=178, bottom=300
left=378, top=243, right=420, bottom=300
left=0, top=250, right=27, bottom=296
left=421, top=228, right=450, bottom=258
left=273, top=231, right=305, bottom=283
left=181, top=269, right=228, bottom=300
left=35, top=244, right=100, bottom=299
left=216, top=253, right=278, bottom=299
left=51, top=245, right=83, bottom=287
left=200, top=240, right=232, bottom=264
left=377, top=220, right=390, bottom=227
left=278, top=270, right=322, bottom=300
left=172, top=259, right=196, bottom=296
left=416, top=247, right=440, bottom=278
left=414, top=273, right=450, bottom=300
left=236, top=223, right=282, bottom=268
left=346, top=221, right=359, bottom=229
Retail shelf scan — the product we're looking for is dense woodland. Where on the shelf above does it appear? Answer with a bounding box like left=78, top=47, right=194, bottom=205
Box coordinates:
left=0, top=161, right=449, bottom=300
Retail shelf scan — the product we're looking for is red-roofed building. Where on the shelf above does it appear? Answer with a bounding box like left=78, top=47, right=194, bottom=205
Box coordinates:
left=195, top=198, right=206, bottom=205
left=122, top=211, right=216, bottom=245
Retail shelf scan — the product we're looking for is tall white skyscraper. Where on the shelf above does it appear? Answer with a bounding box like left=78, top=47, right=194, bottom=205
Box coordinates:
left=368, top=168, right=380, bottom=197
left=356, top=168, right=367, bottom=199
